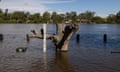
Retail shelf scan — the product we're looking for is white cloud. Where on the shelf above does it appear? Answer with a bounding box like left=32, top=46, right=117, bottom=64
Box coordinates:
left=37, top=0, right=75, bottom=4
left=96, top=12, right=116, bottom=18
left=0, top=0, right=49, bottom=14
left=0, top=0, right=75, bottom=14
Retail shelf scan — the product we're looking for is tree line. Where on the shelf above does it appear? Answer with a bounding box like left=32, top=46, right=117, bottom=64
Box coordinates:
left=0, top=8, right=120, bottom=24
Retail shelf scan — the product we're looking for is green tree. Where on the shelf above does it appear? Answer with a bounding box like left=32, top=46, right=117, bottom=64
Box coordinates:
left=0, top=9, right=3, bottom=19
left=28, top=13, right=41, bottom=23
left=85, top=11, right=95, bottom=23
left=51, top=12, right=65, bottom=24
left=65, top=12, right=71, bottom=21
left=79, top=13, right=85, bottom=19
left=11, top=11, right=26, bottom=23
left=57, top=14, right=65, bottom=23
left=92, top=16, right=106, bottom=23
left=42, top=11, right=50, bottom=23
left=70, top=11, right=78, bottom=23
left=116, top=11, right=120, bottom=24
left=58, top=14, right=65, bottom=23
left=25, top=12, right=30, bottom=22
left=51, top=12, right=58, bottom=24
left=2, top=9, right=8, bottom=20
left=65, top=12, right=78, bottom=23
left=107, top=14, right=116, bottom=24
left=79, top=11, right=95, bottom=23
left=5, top=9, right=8, bottom=15
left=0, top=9, right=2, bottom=14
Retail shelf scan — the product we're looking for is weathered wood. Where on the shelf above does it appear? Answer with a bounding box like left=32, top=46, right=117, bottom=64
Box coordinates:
left=30, top=24, right=79, bottom=51
left=30, top=34, right=54, bottom=39
left=111, top=51, right=120, bottom=54
left=0, top=34, right=3, bottom=41
left=56, top=24, right=79, bottom=51
left=26, top=34, right=30, bottom=42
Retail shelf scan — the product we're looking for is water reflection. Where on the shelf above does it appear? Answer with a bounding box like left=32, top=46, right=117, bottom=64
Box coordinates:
left=1, top=24, right=120, bottom=72
left=29, top=53, right=48, bottom=72
left=43, top=52, right=47, bottom=72
left=29, top=52, right=75, bottom=72
left=55, top=52, right=75, bottom=72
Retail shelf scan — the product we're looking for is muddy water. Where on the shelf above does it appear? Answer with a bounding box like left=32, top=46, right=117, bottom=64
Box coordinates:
left=0, top=24, right=120, bottom=72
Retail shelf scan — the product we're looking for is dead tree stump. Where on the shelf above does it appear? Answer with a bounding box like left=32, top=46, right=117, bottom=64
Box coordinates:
left=30, top=24, right=79, bottom=52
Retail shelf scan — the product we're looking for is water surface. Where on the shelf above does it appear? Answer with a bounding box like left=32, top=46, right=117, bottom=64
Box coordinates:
left=0, top=24, right=120, bottom=72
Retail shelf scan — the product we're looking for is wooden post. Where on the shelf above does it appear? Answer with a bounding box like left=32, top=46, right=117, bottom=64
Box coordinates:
left=26, top=34, right=30, bottom=42
left=0, top=34, right=3, bottom=41
left=43, top=24, right=47, bottom=52
left=76, top=34, right=80, bottom=43
left=103, top=34, right=107, bottom=43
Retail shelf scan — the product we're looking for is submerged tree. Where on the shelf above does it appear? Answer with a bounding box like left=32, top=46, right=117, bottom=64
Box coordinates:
left=29, top=24, right=79, bottom=51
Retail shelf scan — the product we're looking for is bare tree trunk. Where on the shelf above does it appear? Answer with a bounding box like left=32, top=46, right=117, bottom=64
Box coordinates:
left=55, top=24, right=79, bottom=51
left=30, top=24, right=79, bottom=52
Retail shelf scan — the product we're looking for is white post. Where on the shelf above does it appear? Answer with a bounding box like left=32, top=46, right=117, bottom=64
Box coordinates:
left=43, top=24, right=47, bottom=52
left=43, top=24, right=47, bottom=71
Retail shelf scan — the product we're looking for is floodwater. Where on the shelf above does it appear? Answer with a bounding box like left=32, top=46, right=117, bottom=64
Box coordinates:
left=0, top=24, right=120, bottom=72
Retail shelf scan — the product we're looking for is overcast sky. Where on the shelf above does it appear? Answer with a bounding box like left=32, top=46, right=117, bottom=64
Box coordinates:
left=0, top=0, right=120, bottom=17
